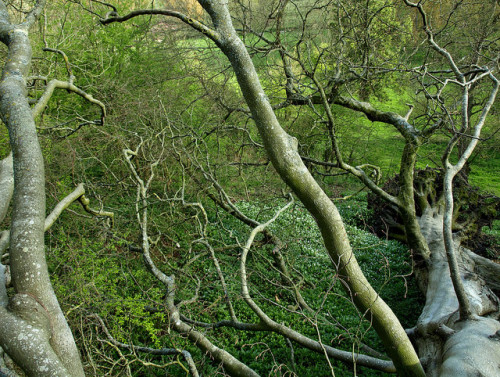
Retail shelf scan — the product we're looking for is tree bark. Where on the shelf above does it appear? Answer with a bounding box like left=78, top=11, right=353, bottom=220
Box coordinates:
left=414, top=209, right=500, bottom=377
left=0, top=153, right=13, bottom=224
left=0, top=1, right=84, bottom=375
left=195, top=1, right=424, bottom=375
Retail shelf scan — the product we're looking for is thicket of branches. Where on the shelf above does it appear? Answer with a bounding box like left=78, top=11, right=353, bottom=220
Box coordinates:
left=0, top=0, right=499, bottom=376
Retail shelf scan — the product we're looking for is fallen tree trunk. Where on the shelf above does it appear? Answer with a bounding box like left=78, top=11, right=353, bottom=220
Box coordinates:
left=413, top=208, right=500, bottom=377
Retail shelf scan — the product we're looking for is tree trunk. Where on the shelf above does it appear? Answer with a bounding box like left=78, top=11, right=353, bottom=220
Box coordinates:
left=414, top=208, right=500, bottom=376
left=196, top=1, right=424, bottom=375
left=0, top=1, right=85, bottom=375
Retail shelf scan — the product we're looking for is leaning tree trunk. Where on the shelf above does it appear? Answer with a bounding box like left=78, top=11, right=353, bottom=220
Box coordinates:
left=192, top=1, right=425, bottom=376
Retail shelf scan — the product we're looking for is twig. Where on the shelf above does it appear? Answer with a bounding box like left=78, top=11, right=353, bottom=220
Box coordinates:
left=91, top=314, right=200, bottom=377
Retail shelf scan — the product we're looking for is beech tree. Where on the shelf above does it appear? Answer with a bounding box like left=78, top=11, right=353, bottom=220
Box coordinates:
left=0, top=0, right=498, bottom=376
left=0, top=1, right=106, bottom=375
left=97, top=0, right=499, bottom=376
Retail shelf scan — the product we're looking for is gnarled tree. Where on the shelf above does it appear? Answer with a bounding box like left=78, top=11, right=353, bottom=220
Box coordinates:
left=97, top=0, right=499, bottom=376
left=2, top=0, right=498, bottom=376
left=0, top=1, right=107, bottom=375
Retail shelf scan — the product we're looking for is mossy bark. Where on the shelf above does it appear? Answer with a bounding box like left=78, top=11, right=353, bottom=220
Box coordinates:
left=197, top=1, right=425, bottom=375
left=0, top=2, right=84, bottom=375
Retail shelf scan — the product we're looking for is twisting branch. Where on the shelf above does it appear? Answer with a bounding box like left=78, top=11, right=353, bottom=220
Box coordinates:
left=100, top=8, right=221, bottom=45
left=405, top=0, right=500, bottom=321
left=1, top=184, right=114, bottom=255
left=42, top=48, right=74, bottom=84
left=403, top=0, right=464, bottom=80
left=91, top=314, right=200, bottom=377
left=238, top=196, right=396, bottom=372
left=44, top=184, right=86, bottom=230
left=33, top=79, right=106, bottom=125
left=22, top=0, right=46, bottom=27
left=90, top=0, right=117, bottom=13
left=29, top=48, right=105, bottom=125
left=195, top=239, right=238, bottom=321
left=308, top=71, right=399, bottom=207
left=166, top=126, right=316, bottom=314
left=123, top=141, right=261, bottom=377
left=441, top=73, right=499, bottom=321
left=167, top=130, right=392, bottom=365
left=240, top=196, right=294, bottom=305
left=103, top=2, right=423, bottom=374
left=78, top=194, right=114, bottom=227
left=332, top=95, right=422, bottom=142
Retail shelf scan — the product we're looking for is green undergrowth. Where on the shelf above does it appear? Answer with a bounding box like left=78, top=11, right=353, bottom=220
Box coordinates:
left=47, top=193, right=423, bottom=376
left=482, top=220, right=500, bottom=259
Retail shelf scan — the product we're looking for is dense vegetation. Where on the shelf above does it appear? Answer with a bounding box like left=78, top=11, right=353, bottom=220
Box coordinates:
left=46, top=196, right=423, bottom=376
left=0, top=0, right=498, bottom=376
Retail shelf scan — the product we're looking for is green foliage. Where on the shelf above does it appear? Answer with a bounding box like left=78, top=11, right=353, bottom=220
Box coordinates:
left=48, top=228, right=165, bottom=347
left=28, top=1, right=496, bottom=376
left=481, top=220, right=500, bottom=259
left=198, top=199, right=422, bottom=376
left=45, top=193, right=422, bottom=376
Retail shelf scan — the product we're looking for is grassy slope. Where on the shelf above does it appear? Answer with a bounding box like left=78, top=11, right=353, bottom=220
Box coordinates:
left=333, top=86, right=500, bottom=195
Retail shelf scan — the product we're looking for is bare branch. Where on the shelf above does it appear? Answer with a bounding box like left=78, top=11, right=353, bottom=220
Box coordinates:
left=33, top=79, right=106, bottom=125
left=1, top=184, right=113, bottom=255
left=45, top=184, right=85, bottom=230
left=403, top=0, right=463, bottom=80
left=22, top=0, right=47, bottom=28
left=237, top=196, right=396, bottom=372
left=123, top=142, right=261, bottom=377
left=441, top=73, right=499, bottom=320
left=91, top=314, right=200, bottom=377
left=100, top=8, right=221, bottom=46
left=77, top=194, right=114, bottom=226
left=42, top=48, right=74, bottom=84
left=332, top=95, right=420, bottom=141
left=309, top=72, right=400, bottom=207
